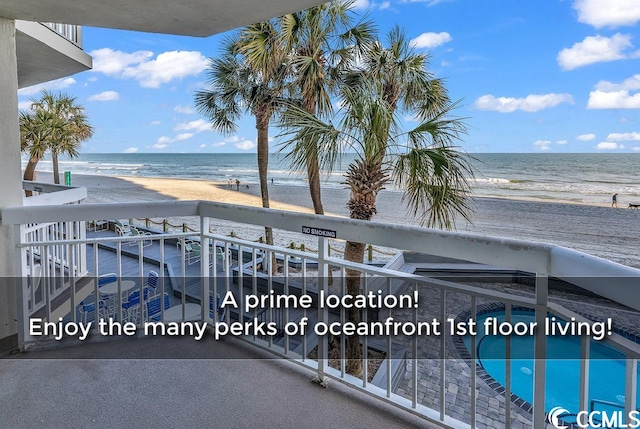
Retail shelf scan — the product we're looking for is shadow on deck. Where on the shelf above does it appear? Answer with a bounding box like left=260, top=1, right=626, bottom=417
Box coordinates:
left=0, top=334, right=433, bottom=429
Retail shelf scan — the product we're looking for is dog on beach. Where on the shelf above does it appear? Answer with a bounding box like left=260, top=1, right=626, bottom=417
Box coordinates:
left=628, top=203, right=640, bottom=209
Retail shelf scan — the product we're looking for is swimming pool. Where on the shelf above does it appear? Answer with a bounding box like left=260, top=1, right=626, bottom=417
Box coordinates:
left=462, top=309, right=640, bottom=416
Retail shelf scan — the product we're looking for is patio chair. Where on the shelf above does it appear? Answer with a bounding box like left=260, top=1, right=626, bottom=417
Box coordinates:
left=79, top=298, right=108, bottom=324
left=215, top=246, right=231, bottom=271
left=128, top=226, right=153, bottom=247
left=122, top=287, right=153, bottom=323
left=98, top=272, right=117, bottom=312
left=87, top=220, right=108, bottom=231
left=114, top=221, right=132, bottom=236
left=187, top=241, right=202, bottom=265
left=98, top=272, right=117, bottom=286
left=145, top=293, right=170, bottom=322
left=146, top=270, right=159, bottom=297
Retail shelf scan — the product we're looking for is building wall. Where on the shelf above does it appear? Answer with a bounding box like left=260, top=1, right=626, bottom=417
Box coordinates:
left=0, top=18, right=23, bottom=351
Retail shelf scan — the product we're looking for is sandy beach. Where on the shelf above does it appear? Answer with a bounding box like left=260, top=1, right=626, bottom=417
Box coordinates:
left=61, top=172, right=640, bottom=268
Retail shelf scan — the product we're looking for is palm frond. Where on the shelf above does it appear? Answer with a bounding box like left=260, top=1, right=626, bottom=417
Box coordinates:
left=393, top=146, right=475, bottom=229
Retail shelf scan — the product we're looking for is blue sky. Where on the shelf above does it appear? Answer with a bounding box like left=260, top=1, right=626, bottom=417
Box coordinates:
left=17, top=0, right=640, bottom=153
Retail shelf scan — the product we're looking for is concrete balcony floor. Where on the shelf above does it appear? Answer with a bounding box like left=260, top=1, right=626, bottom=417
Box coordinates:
left=0, top=334, right=434, bottom=429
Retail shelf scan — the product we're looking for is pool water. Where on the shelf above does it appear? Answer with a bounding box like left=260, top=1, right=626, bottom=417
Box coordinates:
left=463, top=310, right=640, bottom=415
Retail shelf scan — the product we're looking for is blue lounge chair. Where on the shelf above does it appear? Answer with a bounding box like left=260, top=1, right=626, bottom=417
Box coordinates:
left=145, top=293, right=170, bottom=322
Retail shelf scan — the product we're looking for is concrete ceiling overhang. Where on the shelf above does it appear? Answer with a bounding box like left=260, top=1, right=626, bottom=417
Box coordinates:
left=0, top=0, right=326, bottom=37
left=16, top=21, right=92, bottom=89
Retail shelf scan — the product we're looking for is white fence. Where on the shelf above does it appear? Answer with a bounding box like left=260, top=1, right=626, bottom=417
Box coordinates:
left=42, top=22, right=82, bottom=46
left=2, top=199, right=640, bottom=428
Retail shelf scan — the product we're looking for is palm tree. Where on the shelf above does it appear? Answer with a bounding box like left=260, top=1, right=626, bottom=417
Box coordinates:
left=195, top=26, right=289, bottom=251
left=279, top=27, right=475, bottom=375
left=29, top=90, right=93, bottom=184
left=242, top=0, right=375, bottom=215
left=20, top=110, right=63, bottom=195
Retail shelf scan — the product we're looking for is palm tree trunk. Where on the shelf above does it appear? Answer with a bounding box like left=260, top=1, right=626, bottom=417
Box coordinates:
left=52, top=149, right=60, bottom=184
left=307, top=152, right=324, bottom=215
left=344, top=240, right=365, bottom=375
left=256, top=114, right=277, bottom=274
left=343, top=159, right=386, bottom=376
left=23, top=157, right=40, bottom=197
left=302, top=97, right=324, bottom=215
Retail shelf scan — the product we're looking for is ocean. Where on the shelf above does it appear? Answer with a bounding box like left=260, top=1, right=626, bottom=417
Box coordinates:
left=26, top=152, right=640, bottom=206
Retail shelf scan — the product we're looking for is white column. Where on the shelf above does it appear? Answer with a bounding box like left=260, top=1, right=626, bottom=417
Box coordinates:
left=0, top=17, right=23, bottom=350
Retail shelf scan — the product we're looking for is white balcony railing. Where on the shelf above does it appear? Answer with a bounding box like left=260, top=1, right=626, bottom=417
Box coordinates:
left=2, top=200, right=640, bottom=429
left=42, top=22, right=82, bottom=46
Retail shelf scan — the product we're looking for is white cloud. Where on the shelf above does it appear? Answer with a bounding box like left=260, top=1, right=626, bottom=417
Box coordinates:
left=533, top=140, right=552, bottom=151
left=235, top=140, right=256, bottom=151
left=573, top=0, right=640, bottom=28
left=607, top=132, right=640, bottom=141
left=352, top=0, right=369, bottom=9
left=380, top=1, right=391, bottom=10
left=90, top=48, right=153, bottom=75
left=441, top=60, right=450, bottom=67
left=174, top=104, right=196, bottom=114
left=18, top=77, right=76, bottom=96
left=556, top=140, right=568, bottom=145
left=211, top=142, right=226, bottom=147
left=88, top=90, right=119, bottom=102
left=150, top=120, right=161, bottom=126
left=174, top=133, right=194, bottom=141
left=410, top=32, right=453, bottom=49
left=577, top=133, right=596, bottom=141
left=594, top=74, right=640, bottom=92
left=587, top=90, right=640, bottom=109
left=557, top=34, right=639, bottom=70
left=199, top=144, right=206, bottom=149
left=633, top=146, right=640, bottom=151
left=596, top=142, right=624, bottom=150
left=474, top=93, right=574, bottom=112
left=588, top=74, right=640, bottom=108
left=89, top=48, right=207, bottom=88
left=154, top=133, right=194, bottom=147
left=174, top=119, right=212, bottom=133
left=123, top=147, right=138, bottom=153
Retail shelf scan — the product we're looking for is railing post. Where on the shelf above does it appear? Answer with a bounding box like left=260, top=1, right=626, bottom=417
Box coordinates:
left=163, top=219, right=168, bottom=232
left=625, top=358, right=638, bottom=425
left=78, top=220, right=87, bottom=275
left=75, top=24, right=82, bottom=47
left=578, top=334, right=590, bottom=427
left=200, top=216, right=210, bottom=323
left=15, top=224, right=29, bottom=349
left=314, top=236, right=329, bottom=386
left=533, top=274, right=548, bottom=428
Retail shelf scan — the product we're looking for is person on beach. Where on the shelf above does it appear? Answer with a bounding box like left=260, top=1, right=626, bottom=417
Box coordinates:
left=228, top=178, right=232, bottom=189
left=271, top=178, right=274, bottom=185
left=612, top=193, right=618, bottom=208
left=236, top=179, right=240, bottom=191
